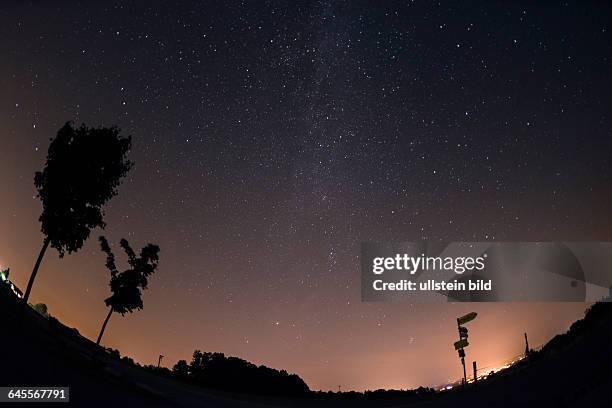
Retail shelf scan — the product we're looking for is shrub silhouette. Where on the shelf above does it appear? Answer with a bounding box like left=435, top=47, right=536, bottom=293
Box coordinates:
left=24, top=122, right=133, bottom=303
left=96, top=236, right=160, bottom=345
left=32, top=303, right=48, bottom=317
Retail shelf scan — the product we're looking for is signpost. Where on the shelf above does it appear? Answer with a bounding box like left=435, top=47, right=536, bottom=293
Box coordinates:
left=455, top=312, right=478, bottom=386
left=457, top=312, right=478, bottom=325
left=454, top=339, right=469, bottom=350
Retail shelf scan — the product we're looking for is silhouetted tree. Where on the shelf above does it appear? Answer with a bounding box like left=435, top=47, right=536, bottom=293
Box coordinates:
left=96, top=236, right=160, bottom=345
left=173, top=360, right=189, bottom=379
left=189, top=350, right=204, bottom=377
left=24, top=122, right=133, bottom=303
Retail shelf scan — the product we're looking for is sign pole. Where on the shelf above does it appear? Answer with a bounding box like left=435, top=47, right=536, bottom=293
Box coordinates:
left=455, top=312, right=477, bottom=386
left=458, top=319, right=467, bottom=385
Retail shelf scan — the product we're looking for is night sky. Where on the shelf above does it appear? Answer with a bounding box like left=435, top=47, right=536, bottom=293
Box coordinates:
left=1, top=1, right=612, bottom=391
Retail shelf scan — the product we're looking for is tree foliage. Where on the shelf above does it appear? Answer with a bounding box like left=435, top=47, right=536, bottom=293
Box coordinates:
left=99, top=236, right=160, bottom=315
left=35, top=122, right=133, bottom=257
left=172, top=359, right=189, bottom=379
left=181, top=350, right=310, bottom=396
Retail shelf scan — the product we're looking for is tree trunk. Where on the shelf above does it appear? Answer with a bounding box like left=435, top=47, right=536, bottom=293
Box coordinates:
left=96, top=307, right=114, bottom=345
left=23, top=237, right=50, bottom=304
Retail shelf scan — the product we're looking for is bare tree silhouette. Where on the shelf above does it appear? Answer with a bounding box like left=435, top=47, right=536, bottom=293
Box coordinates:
left=96, top=236, right=160, bottom=345
left=23, top=122, right=133, bottom=303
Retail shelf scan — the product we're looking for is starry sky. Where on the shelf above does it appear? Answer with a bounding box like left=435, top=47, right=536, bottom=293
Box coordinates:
left=1, top=0, right=612, bottom=391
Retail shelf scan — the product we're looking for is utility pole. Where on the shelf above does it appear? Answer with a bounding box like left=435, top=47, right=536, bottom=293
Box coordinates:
left=157, top=354, right=164, bottom=368
left=473, top=361, right=477, bottom=383
left=524, top=332, right=529, bottom=357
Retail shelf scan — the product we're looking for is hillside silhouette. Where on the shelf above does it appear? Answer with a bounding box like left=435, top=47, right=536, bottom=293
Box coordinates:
left=2, top=282, right=612, bottom=407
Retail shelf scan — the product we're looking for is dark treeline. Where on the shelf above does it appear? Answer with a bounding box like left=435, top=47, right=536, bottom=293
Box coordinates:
left=171, top=350, right=310, bottom=397
left=470, top=299, right=612, bottom=386
left=531, top=300, right=612, bottom=360
left=106, top=346, right=435, bottom=399
left=109, top=349, right=310, bottom=397
left=311, top=386, right=436, bottom=400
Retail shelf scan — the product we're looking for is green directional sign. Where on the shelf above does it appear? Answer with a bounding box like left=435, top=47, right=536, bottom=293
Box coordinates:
left=457, top=312, right=478, bottom=325
left=454, top=339, right=469, bottom=350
